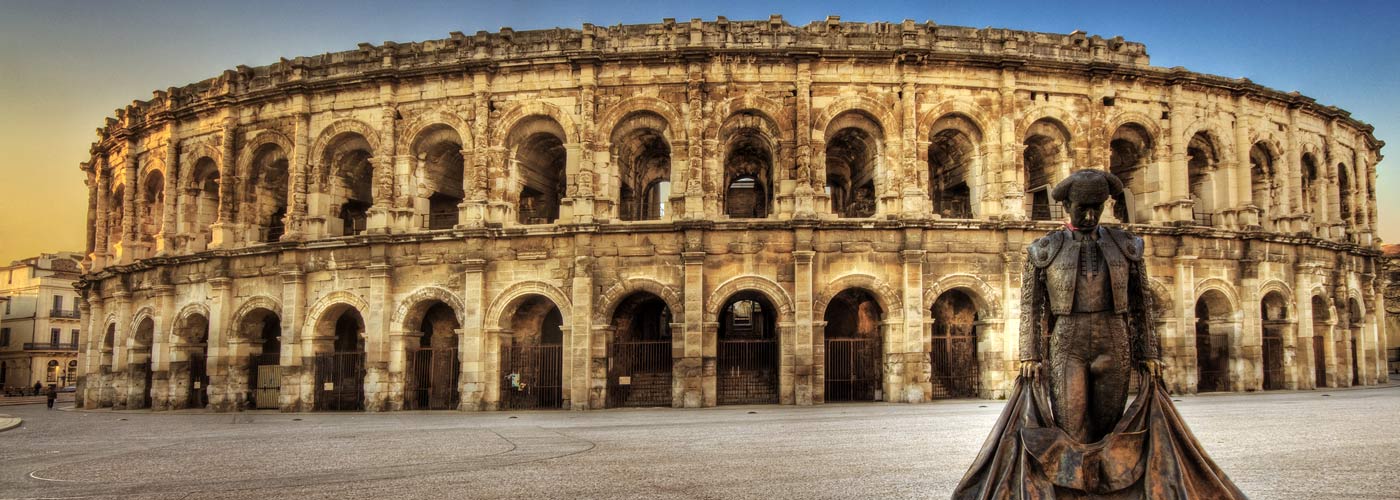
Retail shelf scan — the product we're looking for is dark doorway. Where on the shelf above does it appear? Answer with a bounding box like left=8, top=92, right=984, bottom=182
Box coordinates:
left=406, top=302, right=460, bottom=410
left=1261, top=292, right=1288, bottom=390
left=315, top=309, right=365, bottom=411
left=1194, top=292, right=1231, bottom=393
left=717, top=292, right=779, bottom=405
left=930, top=290, right=980, bottom=399
left=248, top=312, right=282, bottom=409
left=823, top=289, right=882, bottom=402
left=607, top=293, right=674, bottom=408
left=500, top=297, right=564, bottom=410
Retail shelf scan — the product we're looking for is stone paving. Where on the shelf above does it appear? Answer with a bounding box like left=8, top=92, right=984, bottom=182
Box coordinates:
left=1, top=384, right=1398, bottom=499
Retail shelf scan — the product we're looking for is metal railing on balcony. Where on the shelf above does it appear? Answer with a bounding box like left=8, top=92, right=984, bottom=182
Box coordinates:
left=49, top=309, right=80, bottom=319
left=24, top=342, right=78, bottom=351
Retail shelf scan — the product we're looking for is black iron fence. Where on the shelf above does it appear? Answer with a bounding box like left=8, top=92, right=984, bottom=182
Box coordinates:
left=930, top=323, right=979, bottom=399
left=717, top=338, right=778, bottom=405
left=500, top=344, right=563, bottom=410
left=314, top=352, right=365, bottom=411
left=608, top=340, right=673, bottom=407
left=407, top=347, right=459, bottom=410
left=24, top=342, right=78, bottom=351
left=825, top=337, right=882, bottom=402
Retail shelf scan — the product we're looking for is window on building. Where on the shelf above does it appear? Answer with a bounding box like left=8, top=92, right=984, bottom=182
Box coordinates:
left=1, top=328, right=9, bottom=346
left=51, top=328, right=61, bottom=345
left=46, top=360, right=59, bottom=382
left=4, top=300, right=9, bottom=315
left=70, top=330, right=79, bottom=346
left=66, top=360, right=77, bottom=385
left=53, top=295, right=63, bottom=312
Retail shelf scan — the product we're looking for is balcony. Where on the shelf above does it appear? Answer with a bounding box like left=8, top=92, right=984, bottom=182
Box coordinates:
left=50, top=308, right=81, bottom=319
left=24, top=342, right=78, bottom=351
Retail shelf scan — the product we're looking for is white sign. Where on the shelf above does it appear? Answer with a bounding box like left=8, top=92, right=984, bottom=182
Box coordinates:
left=193, top=382, right=201, bottom=389
left=618, top=376, right=632, bottom=385
left=323, top=382, right=334, bottom=391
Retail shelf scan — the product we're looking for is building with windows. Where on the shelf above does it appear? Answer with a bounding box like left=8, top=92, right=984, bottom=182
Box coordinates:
left=74, top=17, right=1384, bottom=412
left=1, top=252, right=84, bottom=390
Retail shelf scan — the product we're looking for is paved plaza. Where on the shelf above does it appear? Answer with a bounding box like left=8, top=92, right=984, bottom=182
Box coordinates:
left=1, top=383, right=1398, bottom=499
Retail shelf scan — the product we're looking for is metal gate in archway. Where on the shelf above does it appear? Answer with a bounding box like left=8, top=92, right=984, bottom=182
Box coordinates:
left=824, top=337, right=882, bottom=402
left=314, top=352, right=364, bottom=411
left=500, top=345, right=562, bottom=410
left=1262, top=327, right=1285, bottom=390
left=187, top=354, right=208, bottom=408
left=930, top=323, right=979, bottom=399
left=407, top=347, right=459, bottom=410
left=608, top=340, right=672, bottom=407
left=717, top=338, right=779, bottom=405
left=249, top=352, right=282, bottom=409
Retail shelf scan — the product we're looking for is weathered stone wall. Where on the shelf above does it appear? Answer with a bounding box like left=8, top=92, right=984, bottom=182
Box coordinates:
left=73, top=17, right=1386, bottom=411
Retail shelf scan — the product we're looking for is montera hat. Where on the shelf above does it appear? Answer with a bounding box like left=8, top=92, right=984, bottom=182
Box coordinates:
left=1051, top=169, right=1125, bottom=204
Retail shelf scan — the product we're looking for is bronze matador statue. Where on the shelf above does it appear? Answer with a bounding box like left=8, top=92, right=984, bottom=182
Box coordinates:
left=953, top=169, right=1246, bottom=499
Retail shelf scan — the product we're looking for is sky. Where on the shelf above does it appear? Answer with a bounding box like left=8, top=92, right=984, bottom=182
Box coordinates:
left=2, top=0, right=1397, bottom=264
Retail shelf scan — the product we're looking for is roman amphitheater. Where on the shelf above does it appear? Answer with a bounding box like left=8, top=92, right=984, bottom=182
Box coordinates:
left=73, top=17, right=1385, bottom=412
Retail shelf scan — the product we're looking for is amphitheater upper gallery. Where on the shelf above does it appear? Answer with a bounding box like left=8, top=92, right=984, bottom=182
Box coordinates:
left=72, top=17, right=1384, bottom=412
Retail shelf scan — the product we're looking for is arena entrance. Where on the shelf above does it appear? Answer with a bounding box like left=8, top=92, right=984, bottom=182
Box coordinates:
left=607, top=292, right=673, bottom=408
left=175, top=313, right=211, bottom=409
left=245, top=310, right=283, bottom=409
left=1261, top=292, right=1289, bottom=390
left=314, top=308, right=365, bottom=411
left=1195, top=290, right=1232, bottom=393
left=823, top=288, right=882, bottom=402
left=717, top=291, right=778, bottom=405
left=499, top=295, right=564, bottom=410
left=129, top=317, right=155, bottom=409
left=406, top=301, right=460, bottom=410
left=930, top=290, right=979, bottom=399
left=1312, top=296, right=1330, bottom=388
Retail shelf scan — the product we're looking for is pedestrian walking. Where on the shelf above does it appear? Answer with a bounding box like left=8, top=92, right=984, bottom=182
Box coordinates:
left=33, top=381, right=42, bottom=396
left=46, top=384, right=58, bottom=409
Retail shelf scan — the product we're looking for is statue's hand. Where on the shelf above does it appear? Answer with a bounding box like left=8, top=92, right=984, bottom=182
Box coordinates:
left=1019, top=360, right=1042, bottom=380
left=1141, top=359, right=1163, bottom=380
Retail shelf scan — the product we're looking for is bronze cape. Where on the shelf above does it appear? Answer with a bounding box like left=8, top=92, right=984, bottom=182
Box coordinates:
left=950, top=375, right=1247, bottom=499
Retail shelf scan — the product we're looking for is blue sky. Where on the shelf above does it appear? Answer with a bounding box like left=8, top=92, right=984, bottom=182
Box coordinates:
left=1, top=0, right=1396, bottom=262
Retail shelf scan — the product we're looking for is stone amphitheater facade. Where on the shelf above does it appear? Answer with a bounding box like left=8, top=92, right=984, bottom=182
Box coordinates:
left=73, top=17, right=1385, bottom=412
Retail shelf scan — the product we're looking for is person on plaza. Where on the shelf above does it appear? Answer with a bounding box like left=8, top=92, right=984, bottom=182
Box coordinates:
left=45, top=383, right=58, bottom=409
left=33, top=381, right=42, bottom=396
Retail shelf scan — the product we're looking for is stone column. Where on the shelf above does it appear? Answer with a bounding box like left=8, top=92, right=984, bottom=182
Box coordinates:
left=285, top=107, right=310, bottom=240
left=1234, top=98, right=1256, bottom=228
left=572, top=69, right=598, bottom=225
left=899, top=69, right=924, bottom=218
left=146, top=285, right=174, bottom=410
left=461, top=73, right=491, bottom=228
left=681, top=242, right=707, bottom=407
left=793, top=60, right=816, bottom=219
left=119, top=145, right=139, bottom=264
left=365, top=260, right=393, bottom=410
left=1166, top=83, right=1190, bottom=223
left=570, top=242, right=595, bottom=409
left=1284, top=109, right=1302, bottom=233
left=901, top=237, right=927, bottom=402
left=158, top=125, right=179, bottom=255
left=459, top=259, right=487, bottom=409
left=93, top=157, right=110, bottom=269
left=80, top=294, right=104, bottom=408
left=110, top=290, right=133, bottom=409
left=998, top=68, right=1024, bottom=219
left=204, top=276, right=234, bottom=410
left=683, top=64, right=707, bottom=220
left=367, top=93, right=397, bottom=234
left=279, top=268, right=306, bottom=411
left=792, top=230, right=815, bottom=405
left=210, top=118, right=238, bottom=248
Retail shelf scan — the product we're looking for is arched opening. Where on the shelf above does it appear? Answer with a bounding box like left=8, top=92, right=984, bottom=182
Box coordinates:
left=46, top=360, right=59, bottom=384
left=246, top=143, right=290, bottom=242
left=108, top=184, right=126, bottom=250
left=1311, top=295, right=1330, bottom=388
left=1301, top=153, right=1320, bottom=216
left=1109, top=124, right=1153, bottom=223
left=1023, top=119, right=1070, bottom=221
left=717, top=291, right=779, bottom=405
left=507, top=117, right=567, bottom=225
left=1249, top=142, right=1279, bottom=230
left=412, top=125, right=465, bottom=230
left=722, top=114, right=774, bottom=219
left=1348, top=298, right=1363, bottom=386
left=313, top=306, right=365, bottom=411
left=824, top=112, right=880, bottom=218
left=129, top=317, right=155, bottom=409
left=500, top=295, right=564, bottom=410
left=66, top=360, right=77, bottom=387
left=406, top=301, right=461, bottom=410
left=823, top=288, right=883, bottom=402
left=176, top=313, right=210, bottom=408
left=1194, top=290, right=1232, bottom=393
left=1187, top=132, right=1218, bottom=226
left=607, top=292, right=673, bottom=408
left=1260, top=292, right=1288, bottom=390
left=1338, top=163, right=1352, bottom=224
left=930, top=290, right=980, bottom=398
left=613, top=113, right=672, bottom=222
left=243, top=309, right=282, bottom=409
left=140, top=171, right=165, bottom=244
left=929, top=115, right=979, bottom=219
left=318, top=133, right=374, bottom=236
left=189, top=158, right=220, bottom=249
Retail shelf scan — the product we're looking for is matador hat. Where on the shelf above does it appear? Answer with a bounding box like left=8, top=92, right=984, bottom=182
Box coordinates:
left=1051, top=169, right=1125, bottom=204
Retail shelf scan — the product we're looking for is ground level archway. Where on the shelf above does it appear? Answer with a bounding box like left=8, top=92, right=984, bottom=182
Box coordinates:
left=822, top=288, right=883, bottom=402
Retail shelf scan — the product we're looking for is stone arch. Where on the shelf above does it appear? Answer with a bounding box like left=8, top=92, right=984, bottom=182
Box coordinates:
left=237, top=129, right=295, bottom=178
left=392, top=285, right=466, bottom=333
left=231, top=296, right=284, bottom=340
left=706, top=95, right=789, bottom=143
left=1016, top=106, right=1085, bottom=145
left=923, top=274, right=1002, bottom=319
left=596, top=96, right=684, bottom=144
left=1105, top=111, right=1163, bottom=150
left=301, top=291, right=370, bottom=340
left=813, top=274, right=903, bottom=322
left=172, top=302, right=212, bottom=342
left=485, top=281, right=574, bottom=331
left=1193, top=278, right=1242, bottom=320
left=491, top=101, right=579, bottom=145
left=1258, top=280, right=1295, bottom=317
left=179, top=140, right=223, bottom=171
left=129, top=306, right=157, bottom=346
left=1182, top=123, right=1233, bottom=161
left=593, top=278, right=684, bottom=325
left=400, top=108, right=474, bottom=152
left=705, top=275, right=794, bottom=322
left=309, top=119, right=381, bottom=165
left=918, top=101, right=992, bottom=143
left=813, top=96, right=898, bottom=144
